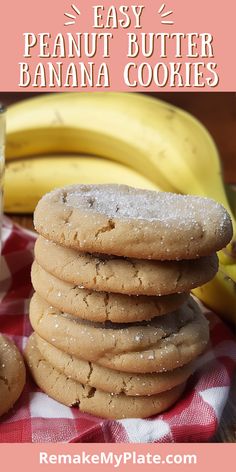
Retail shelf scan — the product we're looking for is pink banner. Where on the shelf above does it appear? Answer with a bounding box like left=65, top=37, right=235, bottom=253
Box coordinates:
left=1, top=443, right=236, bottom=471
left=0, top=0, right=235, bottom=91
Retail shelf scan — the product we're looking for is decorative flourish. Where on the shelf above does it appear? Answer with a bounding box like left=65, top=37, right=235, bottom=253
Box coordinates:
left=158, top=3, right=174, bottom=25
left=64, top=4, right=81, bottom=26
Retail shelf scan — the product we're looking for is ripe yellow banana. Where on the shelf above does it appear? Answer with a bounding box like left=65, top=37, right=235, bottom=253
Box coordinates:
left=220, top=263, right=236, bottom=283
left=225, top=184, right=236, bottom=219
left=6, top=92, right=235, bottom=261
left=193, top=263, right=236, bottom=323
left=4, top=155, right=158, bottom=213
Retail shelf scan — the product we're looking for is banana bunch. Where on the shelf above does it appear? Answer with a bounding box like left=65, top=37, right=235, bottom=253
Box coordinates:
left=4, top=92, right=236, bottom=323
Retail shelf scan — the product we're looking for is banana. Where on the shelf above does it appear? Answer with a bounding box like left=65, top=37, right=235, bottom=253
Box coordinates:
left=6, top=92, right=235, bottom=260
left=225, top=184, right=236, bottom=219
left=193, top=263, right=236, bottom=323
left=220, top=263, right=236, bottom=283
left=4, top=155, right=158, bottom=213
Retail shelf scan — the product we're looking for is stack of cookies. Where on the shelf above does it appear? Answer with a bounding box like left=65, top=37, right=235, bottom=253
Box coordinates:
left=25, top=184, right=232, bottom=419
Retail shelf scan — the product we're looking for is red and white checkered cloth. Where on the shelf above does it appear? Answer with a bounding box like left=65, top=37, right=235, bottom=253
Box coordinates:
left=0, top=216, right=236, bottom=443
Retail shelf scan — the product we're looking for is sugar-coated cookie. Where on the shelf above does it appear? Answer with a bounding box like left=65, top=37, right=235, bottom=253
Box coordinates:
left=0, top=334, right=26, bottom=417
left=29, top=293, right=209, bottom=373
left=31, top=261, right=188, bottom=323
left=25, top=334, right=185, bottom=419
left=35, top=333, right=194, bottom=396
left=34, top=184, right=232, bottom=260
left=35, top=236, right=218, bottom=296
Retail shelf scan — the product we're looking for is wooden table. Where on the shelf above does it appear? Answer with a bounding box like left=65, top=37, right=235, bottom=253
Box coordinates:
left=2, top=92, right=236, bottom=442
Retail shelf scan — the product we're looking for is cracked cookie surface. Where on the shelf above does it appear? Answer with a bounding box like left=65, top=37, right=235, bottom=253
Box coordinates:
left=33, top=184, right=232, bottom=260
left=0, top=334, right=26, bottom=417
left=25, top=334, right=185, bottom=419
left=35, top=236, right=218, bottom=296
left=29, top=293, right=209, bottom=373
left=31, top=261, right=189, bottom=323
left=34, top=332, right=194, bottom=396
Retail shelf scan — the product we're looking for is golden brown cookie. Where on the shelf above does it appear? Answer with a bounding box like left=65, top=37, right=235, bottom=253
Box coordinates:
left=29, top=293, right=209, bottom=373
left=31, top=261, right=188, bottom=323
left=34, top=184, right=232, bottom=260
left=0, top=334, right=26, bottom=417
left=35, top=332, right=194, bottom=396
left=34, top=236, right=218, bottom=296
left=25, top=334, right=185, bottom=419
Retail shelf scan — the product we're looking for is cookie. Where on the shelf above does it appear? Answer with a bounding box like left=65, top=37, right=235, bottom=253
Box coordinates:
left=34, top=184, right=232, bottom=260
left=31, top=261, right=188, bottom=323
left=29, top=293, right=209, bottom=373
left=25, top=334, right=185, bottom=419
left=35, top=236, right=219, bottom=296
left=35, top=333, right=194, bottom=396
left=0, top=334, right=26, bottom=417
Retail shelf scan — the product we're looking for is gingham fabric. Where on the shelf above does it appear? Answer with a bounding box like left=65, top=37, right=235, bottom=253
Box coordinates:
left=0, top=216, right=236, bottom=443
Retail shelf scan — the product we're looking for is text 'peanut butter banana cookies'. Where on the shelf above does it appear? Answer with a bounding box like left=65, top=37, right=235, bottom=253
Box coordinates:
left=25, top=334, right=185, bottom=419
left=29, top=294, right=209, bottom=374
left=0, top=334, right=26, bottom=417
left=34, top=184, right=233, bottom=260
left=35, top=237, right=218, bottom=296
